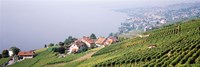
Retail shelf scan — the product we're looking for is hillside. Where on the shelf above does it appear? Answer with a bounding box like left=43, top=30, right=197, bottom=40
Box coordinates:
left=76, top=18, right=200, bottom=67
left=7, top=18, right=200, bottom=67
left=6, top=47, right=102, bottom=67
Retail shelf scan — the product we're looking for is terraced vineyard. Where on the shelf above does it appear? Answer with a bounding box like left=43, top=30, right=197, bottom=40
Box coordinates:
left=7, top=19, right=200, bottom=67
left=76, top=19, right=200, bottom=67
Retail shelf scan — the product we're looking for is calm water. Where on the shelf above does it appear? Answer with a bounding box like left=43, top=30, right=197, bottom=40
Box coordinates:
left=2, top=0, right=196, bottom=52
left=1, top=7, right=127, bottom=52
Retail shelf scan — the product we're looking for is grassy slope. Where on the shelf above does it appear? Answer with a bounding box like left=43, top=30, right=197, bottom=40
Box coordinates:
left=75, top=19, right=200, bottom=67
left=0, top=58, right=10, bottom=66
left=7, top=48, right=85, bottom=67
left=8, top=47, right=101, bottom=67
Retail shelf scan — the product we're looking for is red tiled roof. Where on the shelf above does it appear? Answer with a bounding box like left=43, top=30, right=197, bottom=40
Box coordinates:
left=105, top=38, right=113, bottom=44
left=95, top=37, right=106, bottom=45
left=74, top=40, right=85, bottom=47
left=108, top=36, right=118, bottom=42
left=82, top=36, right=94, bottom=44
left=18, top=51, right=35, bottom=56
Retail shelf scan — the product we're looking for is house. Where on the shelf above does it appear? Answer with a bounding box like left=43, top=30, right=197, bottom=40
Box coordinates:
left=95, top=37, right=106, bottom=47
left=18, top=51, right=35, bottom=60
left=8, top=50, right=13, bottom=56
left=81, top=36, right=95, bottom=48
left=104, top=38, right=113, bottom=46
left=108, top=36, right=119, bottom=42
left=104, top=36, right=119, bottom=46
left=95, top=36, right=119, bottom=47
left=68, top=40, right=88, bottom=54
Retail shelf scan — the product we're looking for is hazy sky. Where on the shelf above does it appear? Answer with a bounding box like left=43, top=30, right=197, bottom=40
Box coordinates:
left=0, top=0, right=199, bottom=52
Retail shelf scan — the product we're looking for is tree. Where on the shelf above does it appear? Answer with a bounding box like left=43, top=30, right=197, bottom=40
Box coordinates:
left=55, top=47, right=65, bottom=54
left=2, top=50, right=9, bottom=58
left=58, top=42, right=64, bottom=46
left=44, top=44, right=47, bottom=48
left=90, top=33, right=97, bottom=39
left=64, top=36, right=77, bottom=45
left=10, top=46, right=20, bottom=55
left=48, top=43, right=54, bottom=47
left=68, top=36, right=73, bottom=40
left=109, top=32, right=118, bottom=37
left=0, top=54, right=2, bottom=58
left=109, top=32, right=114, bottom=37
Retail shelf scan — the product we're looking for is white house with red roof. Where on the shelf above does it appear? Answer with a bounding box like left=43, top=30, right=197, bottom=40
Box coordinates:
left=81, top=36, right=95, bottom=48
left=18, top=51, right=35, bottom=60
left=68, top=40, right=88, bottom=54
left=95, top=36, right=119, bottom=47
left=95, top=37, right=106, bottom=47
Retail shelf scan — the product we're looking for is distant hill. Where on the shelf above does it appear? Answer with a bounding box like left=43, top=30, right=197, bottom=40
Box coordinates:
left=5, top=18, right=200, bottom=67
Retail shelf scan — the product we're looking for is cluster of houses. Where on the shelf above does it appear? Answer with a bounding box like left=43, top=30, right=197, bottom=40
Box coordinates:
left=4, top=36, right=118, bottom=66
left=68, top=36, right=119, bottom=54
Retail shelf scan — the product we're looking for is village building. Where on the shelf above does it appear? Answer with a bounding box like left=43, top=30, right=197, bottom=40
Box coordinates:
left=68, top=40, right=88, bottom=54
left=104, top=36, right=119, bottom=46
left=81, top=36, right=95, bottom=48
left=104, top=38, right=113, bottom=46
left=95, top=36, right=119, bottom=47
left=108, top=36, right=119, bottom=42
left=8, top=50, right=13, bottom=57
left=18, top=51, right=35, bottom=60
left=95, top=37, right=106, bottom=47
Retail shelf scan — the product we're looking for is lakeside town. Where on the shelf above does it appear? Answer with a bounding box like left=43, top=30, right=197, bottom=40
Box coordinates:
left=117, top=2, right=200, bottom=33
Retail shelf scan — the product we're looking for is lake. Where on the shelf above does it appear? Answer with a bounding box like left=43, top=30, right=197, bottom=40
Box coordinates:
left=1, top=6, right=127, bottom=52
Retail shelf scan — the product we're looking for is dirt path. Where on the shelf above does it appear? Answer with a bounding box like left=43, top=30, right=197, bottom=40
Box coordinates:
left=44, top=47, right=103, bottom=67
left=70, top=51, right=96, bottom=63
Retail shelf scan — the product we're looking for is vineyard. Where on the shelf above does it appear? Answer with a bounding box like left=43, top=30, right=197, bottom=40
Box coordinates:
left=6, top=18, right=200, bottom=67
left=76, top=19, right=200, bottom=67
